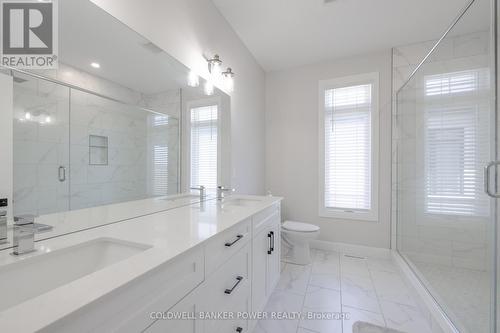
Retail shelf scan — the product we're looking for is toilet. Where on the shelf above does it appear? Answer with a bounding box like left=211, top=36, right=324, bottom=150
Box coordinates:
left=281, top=221, right=320, bottom=265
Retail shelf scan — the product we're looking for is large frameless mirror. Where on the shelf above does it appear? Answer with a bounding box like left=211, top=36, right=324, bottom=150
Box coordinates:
left=0, top=0, right=231, bottom=249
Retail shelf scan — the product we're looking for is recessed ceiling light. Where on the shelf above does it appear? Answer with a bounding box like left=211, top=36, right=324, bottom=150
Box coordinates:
left=90, top=62, right=100, bottom=69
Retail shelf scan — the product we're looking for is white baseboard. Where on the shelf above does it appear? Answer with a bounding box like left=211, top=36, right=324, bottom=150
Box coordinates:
left=310, top=239, right=391, bottom=259
left=392, top=251, right=459, bottom=333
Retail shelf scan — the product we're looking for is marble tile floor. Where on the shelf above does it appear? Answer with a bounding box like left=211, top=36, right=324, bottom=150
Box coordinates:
left=253, top=249, right=433, bottom=333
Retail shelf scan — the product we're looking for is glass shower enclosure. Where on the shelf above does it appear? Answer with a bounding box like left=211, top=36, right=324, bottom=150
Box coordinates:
left=12, top=71, right=180, bottom=217
left=394, top=0, right=498, bottom=332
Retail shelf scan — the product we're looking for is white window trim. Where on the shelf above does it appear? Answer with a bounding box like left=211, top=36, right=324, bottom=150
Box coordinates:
left=318, top=72, right=380, bottom=222
left=182, top=97, right=222, bottom=192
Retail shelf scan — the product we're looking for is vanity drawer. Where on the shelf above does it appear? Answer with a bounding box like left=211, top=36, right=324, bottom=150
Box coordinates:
left=252, top=203, right=280, bottom=235
left=144, top=287, right=203, bottom=333
left=44, top=247, right=204, bottom=333
left=201, top=242, right=251, bottom=333
left=210, top=291, right=250, bottom=333
left=205, top=218, right=251, bottom=276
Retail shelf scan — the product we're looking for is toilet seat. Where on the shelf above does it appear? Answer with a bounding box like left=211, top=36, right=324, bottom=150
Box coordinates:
left=282, top=221, right=320, bottom=233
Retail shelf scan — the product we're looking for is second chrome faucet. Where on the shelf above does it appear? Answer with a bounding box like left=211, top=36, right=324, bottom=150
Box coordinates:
left=217, top=185, right=235, bottom=200
left=13, top=215, right=36, bottom=255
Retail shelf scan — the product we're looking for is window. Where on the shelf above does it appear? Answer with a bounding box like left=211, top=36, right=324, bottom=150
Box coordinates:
left=423, top=69, right=490, bottom=217
left=190, top=104, right=218, bottom=189
left=319, top=73, right=379, bottom=221
left=149, top=114, right=170, bottom=196
left=153, top=145, right=169, bottom=196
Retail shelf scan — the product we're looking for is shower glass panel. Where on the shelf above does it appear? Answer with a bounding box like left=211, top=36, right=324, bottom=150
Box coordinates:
left=13, top=74, right=70, bottom=216
left=69, top=90, right=180, bottom=210
left=12, top=72, right=180, bottom=216
left=395, top=0, right=496, bottom=332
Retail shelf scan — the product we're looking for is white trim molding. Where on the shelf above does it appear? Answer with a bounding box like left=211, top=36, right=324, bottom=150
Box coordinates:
left=318, top=72, right=380, bottom=222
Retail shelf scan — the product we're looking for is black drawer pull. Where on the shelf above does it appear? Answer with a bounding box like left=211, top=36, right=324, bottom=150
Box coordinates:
left=236, top=327, right=243, bottom=333
left=225, top=234, right=243, bottom=247
left=225, top=276, right=243, bottom=294
left=267, top=232, right=272, bottom=254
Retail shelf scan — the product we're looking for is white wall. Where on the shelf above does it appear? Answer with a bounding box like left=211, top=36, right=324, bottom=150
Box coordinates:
left=90, top=0, right=266, bottom=195
left=265, top=50, right=393, bottom=248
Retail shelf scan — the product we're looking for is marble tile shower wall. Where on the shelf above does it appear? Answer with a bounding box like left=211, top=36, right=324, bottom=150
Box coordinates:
left=13, top=63, right=180, bottom=215
left=69, top=91, right=149, bottom=210
left=391, top=31, right=491, bottom=271
left=13, top=81, right=71, bottom=216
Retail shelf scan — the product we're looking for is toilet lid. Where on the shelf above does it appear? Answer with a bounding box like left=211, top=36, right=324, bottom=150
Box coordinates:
left=282, top=221, right=320, bottom=232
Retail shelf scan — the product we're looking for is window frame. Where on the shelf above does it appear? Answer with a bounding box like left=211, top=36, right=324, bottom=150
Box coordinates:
left=182, top=97, right=222, bottom=192
left=318, top=72, right=380, bottom=222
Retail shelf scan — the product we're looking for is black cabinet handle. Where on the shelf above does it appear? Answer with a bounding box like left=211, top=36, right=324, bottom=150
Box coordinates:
left=225, top=234, right=243, bottom=247
left=270, top=231, right=275, bottom=253
left=236, top=327, right=243, bottom=333
left=267, top=232, right=272, bottom=254
left=225, top=276, right=243, bottom=294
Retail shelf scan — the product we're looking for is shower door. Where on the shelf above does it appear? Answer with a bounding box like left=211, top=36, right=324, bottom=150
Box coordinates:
left=395, top=0, right=498, bottom=332
left=12, top=73, right=71, bottom=216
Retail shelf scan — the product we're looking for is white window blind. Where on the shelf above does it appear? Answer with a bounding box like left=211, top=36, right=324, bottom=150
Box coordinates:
left=150, top=114, right=170, bottom=196
left=153, top=145, right=168, bottom=196
left=324, top=84, right=372, bottom=211
left=424, top=69, right=490, bottom=216
left=190, top=105, right=218, bottom=189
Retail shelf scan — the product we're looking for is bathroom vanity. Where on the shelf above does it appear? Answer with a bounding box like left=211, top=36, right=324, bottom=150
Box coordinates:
left=0, top=195, right=282, bottom=333
left=0, top=1, right=279, bottom=332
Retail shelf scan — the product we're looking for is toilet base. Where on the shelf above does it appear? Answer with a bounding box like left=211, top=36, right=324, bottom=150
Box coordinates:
left=288, top=243, right=312, bottom=265
left=281, top=222, right=320, bottom=266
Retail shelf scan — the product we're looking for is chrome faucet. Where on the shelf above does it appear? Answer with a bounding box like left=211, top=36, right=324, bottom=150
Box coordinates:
left=190, top=185, right=206, bottom=201
left=217, top=185, right=235, bottom=200
left=13, top=214, right=36, bottom=255
left=0, top=210, right=7, bottom=244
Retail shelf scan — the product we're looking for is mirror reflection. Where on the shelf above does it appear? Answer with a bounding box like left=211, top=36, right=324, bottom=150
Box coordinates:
left=0, top=0, right=231, bottom=249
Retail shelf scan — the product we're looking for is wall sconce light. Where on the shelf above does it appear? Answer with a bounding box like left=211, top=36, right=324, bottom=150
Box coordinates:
left=188, top=70, right=199, bottom=87
left=222, top=67, right=235, bottom=93
left=207, top=54, right=222, bottom=76
left=204, top=54, right=235, bottom=93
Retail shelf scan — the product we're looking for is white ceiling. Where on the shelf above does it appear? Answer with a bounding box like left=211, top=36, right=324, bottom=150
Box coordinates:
left=212, top=0, right=489, bottom=72
left=58, top=0, right=190, bottom=94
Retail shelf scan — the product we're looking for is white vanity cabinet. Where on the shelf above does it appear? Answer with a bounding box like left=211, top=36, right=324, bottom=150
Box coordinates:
left=40, top=200, right=281, bottom=333
left=145, top=288, right=203, bottom=333
left=250, top=204, right=281, bottom=315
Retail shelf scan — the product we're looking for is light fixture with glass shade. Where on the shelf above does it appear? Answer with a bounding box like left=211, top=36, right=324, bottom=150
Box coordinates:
left=188, top=70, right=200, bottom=87
left=207, top=54, right=222, bottom=77
left=204, top=80, right=214, bottom=96
left=222, top=67, right=235, bottom=93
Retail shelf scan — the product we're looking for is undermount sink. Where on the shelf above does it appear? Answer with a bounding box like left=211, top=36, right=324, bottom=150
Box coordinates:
left=0, top=238, right=151, bottom=312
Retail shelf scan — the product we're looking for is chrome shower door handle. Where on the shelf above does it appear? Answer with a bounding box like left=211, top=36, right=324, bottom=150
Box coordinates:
left=484, top=161, right=500, bottom=198
left=58, top=166, right=66, bottom=182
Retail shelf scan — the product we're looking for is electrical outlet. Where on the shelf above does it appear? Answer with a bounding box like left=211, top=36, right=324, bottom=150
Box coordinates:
left=0, top=198, right=7, bottom=207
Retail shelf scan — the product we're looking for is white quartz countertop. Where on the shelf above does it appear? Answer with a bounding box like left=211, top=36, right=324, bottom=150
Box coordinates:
left=0, top=194, right=282, bottom=332
left=0, top=192, right=209, bottom=251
